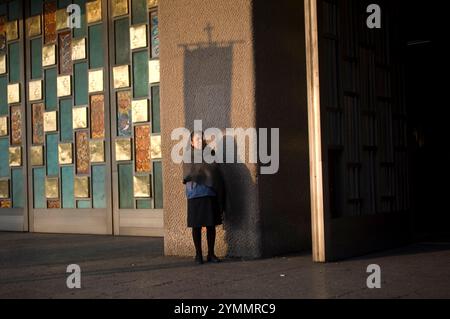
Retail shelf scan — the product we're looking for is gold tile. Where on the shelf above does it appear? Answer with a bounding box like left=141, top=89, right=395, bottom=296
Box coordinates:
left=130, top=24, right=147, bottom=50
left=5, top=20, right=18, bottom=41
left=72, top=106, right=88, bottom=129
left=0, top=180, right=9, bottom=199
left=45, top=177, right=59, bottom=199
left=26, top=15, right=41, bottom=37
left=0, top=116, right=8, bottom=136
left=115, top=139, right=131, bottom=161
left=89, top=140, right=105, bottom=163
left=88, top=69, right=103, bottom=93
left=112, top=0, right=128, bottom=17
left=134, top=175, right=151, bottom=198
left=58, top=143, right=73, bottom=165
left=0, top=53, right=6, bottom=74
left=72, top=37, right=86, bottom=61
left=86, top=0, right=102, bottom=24
left=7, top=83, right=20, bottom=104
left=43, top=111, right=57, bottom=132
left=74, top=176, right=89, bottom=198
left=113, top=65, right=129, bottom=89
left=42, top=44, right=56, bottom=67
left=148, top=0, right=159, bottom=8
left=56, top=8, right=68, bottom=30
left=9, top=146, right=21, bottom=167
left=132, top=99, right=148, bottom=123
left=148, top=60, right=160, bottom=84
left=151, top=135, right=162, bottom=159
left=30, top=145, right=44, bottom=166
left=28, top=80, right=42, bottom=101
left=57, top=75, right=71, bottom=97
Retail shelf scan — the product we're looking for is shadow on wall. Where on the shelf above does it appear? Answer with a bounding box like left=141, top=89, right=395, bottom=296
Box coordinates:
left=180, top=24, right=258, bottom=257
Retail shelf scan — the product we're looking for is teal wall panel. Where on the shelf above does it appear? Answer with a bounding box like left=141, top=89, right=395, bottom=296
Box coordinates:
left=74, top=62, right=88, bottom=106
left=131, top=0, right=147, bottom=24
left=0, top=76, right=7, bottom=116
left=0, top=3, right=6, bottom=15
left=118, top=164, right=134, bottom=209
left=45, top=68, right=57, bottom=110
left=8, top=0, right=21, bottom=20
left=11, top=168, right=24, bottom=208
left=33, top=168, right=46, bottom=209
left=30, top=0, right=43, bottom=15
left=31, top=38, right=43, bottom=79
left=46, top=134, right=59, bottom=177
left=61, top=166, right=75, bottom=208
left=73, top=0, right=87, bottom=38
left=60, top=99, right=73, bottom=142
left=0, top=138, right=9, bottom=178
left=77, top=200, right=91, bottom=208
left=8, top=43, right=20, bottom=83
left=58, top=0, right=71, bottom=9
left=133, top=50, right=149, bottom=98
left=114, top=18, right=130, bottom=65
left=137, top=199, right=151, bottom=209
left=151, top=85, right=160, bottom=133
left=89, top=24, right=104, bottom=69
left=92, top=165, right=106, bottom=208
left=153, top=162, right=163, bottom=209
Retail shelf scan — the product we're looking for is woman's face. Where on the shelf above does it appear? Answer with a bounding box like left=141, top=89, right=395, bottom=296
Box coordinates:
left=191, top=133, right=203, bottom=150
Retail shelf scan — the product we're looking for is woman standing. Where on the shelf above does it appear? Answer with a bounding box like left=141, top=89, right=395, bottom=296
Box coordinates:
left=183, top=131, right=226, bottom=264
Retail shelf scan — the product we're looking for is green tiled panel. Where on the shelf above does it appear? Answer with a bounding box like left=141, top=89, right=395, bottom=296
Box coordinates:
left=0, top=138, right=9, bottom=178
left=61, top=166, right=75, bottom=208
left=114, top=18, right=130, bottom=65
left=92, top=165, right=106, bottom=208
left=11, top=168, right=24, bottom=208
left=33, top=168, right=46, bottom=209
left=136, top=199, right=151, bottom=209
left=118, top=164, right=134, bottom=209
left=60, top=99, right=73, bottom=142
left=151, top=85, right=160, bottom=133
left=8, top=43, right=20, bottom=83
left=153, top=161, right=163, bottom=209
left=131, top=0, right=147, bottom=24
left=89, top=24, right=104, bottom=69
left=30, top=0, right=43, bottom=15
left=58, top=0, right=71, bottom=9
left=74, top=62, right=88, bottom=106
left=0, top=76, right=7, bottom=116
left=73, top=0, right=87, bottom=38
left=31, top=38, right=43, bottom=79
left=133, top=51, right=149, bottom=98
left=77, top=200, right=91, bottom=209
left=46, top=134, right=59, bottom=177
left=8, top=0, right=21, bottom=20
left=0, top=4, right=6, bottom=15
left=45, top=68, right=57, bottom=110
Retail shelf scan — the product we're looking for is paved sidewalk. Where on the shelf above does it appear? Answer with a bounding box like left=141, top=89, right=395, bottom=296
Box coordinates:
left=0, top=232, right=449, bottom=299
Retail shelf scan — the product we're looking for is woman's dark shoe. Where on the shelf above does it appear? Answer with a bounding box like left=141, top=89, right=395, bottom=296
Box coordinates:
left=194, top=255, right=204, bottom=264
left=207, top=254, right=221, bottom=263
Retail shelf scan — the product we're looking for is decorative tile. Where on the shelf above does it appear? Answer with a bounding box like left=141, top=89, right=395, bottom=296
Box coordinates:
left=31, top=145, right=44, bottom=166
left=117, top=91, right=132, bottom=136
left=57, top=75, right=71, bottom=97
left=58, top=143, right=73, bottom=165
left=32, top=103, right=45, bottom=144
left=112, top=0, right=128, bottom=17
left=88, top=69, right=103, bottom=93
left=113, top=65, right=129, bottom=88
left=43, top=111, right=57, bottom=132
left=130, top=24, right=147, bottom=50
left=47, top=199, right=60, bottom=208
left=44, top=1, right=57, bottom=44
left=26, top=15, right=41, bottom=37
left=151, top=135, right=162, bottom=159
left=86, top=0, right=102, bottom=24
left=0, top=34, right=5, bottom=54
left=42, top=44, right=56, bottom=66
left=148, top=59, right=160, bottom=83
left=132, top=99, right=148, bottom=123
left=0, top=116, right=8, bottom=136
left=148, top=0, right=159, bottom=8
left=0, top=199, right=12, bottom=208
left=150, top=12, right=159, bottom=58
left=75, top=131, right=90, bottom=175
left=115, top=139, right=131, bottom=161
left=71, top=37, right=86, bottom=61
left=9, top=146, right=21, bottom=167
left=59, top=31, right=72, bottom=74
left=90, top=95, right=104, bottom=139
left=0, top=180, right=9, bottom=199
left=89, top=140, right=104, bottom=163
left=45, top=177, right=59, bottom=199
left=72, top=106, right=88, bottom=129
left=5, top=20, right=18, bottom=41
left=0, top=53, right=5, bottom=74
left=135, top=125, right=151, bottom=173
left=74, top=176, right=89, bottom=198
left=7, top=83, right=20, bottom=104
left=134, top=175, right=151, bottom=198
left=56, top=8, right=68, bottom=30
left=29, top=80, right=42, bottom=101
left=10, top=106, right=22, bottom=145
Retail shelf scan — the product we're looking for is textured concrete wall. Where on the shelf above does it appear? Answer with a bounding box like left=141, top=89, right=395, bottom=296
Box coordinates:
left=159, top=0, right=261, bottom=258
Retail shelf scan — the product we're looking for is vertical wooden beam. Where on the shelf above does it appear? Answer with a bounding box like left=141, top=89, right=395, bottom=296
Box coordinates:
left=304, top=0, right=326, bottom=262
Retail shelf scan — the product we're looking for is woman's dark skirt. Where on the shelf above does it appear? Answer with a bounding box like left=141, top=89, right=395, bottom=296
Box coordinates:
left=187, top=196, right=222, bottom=228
